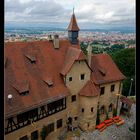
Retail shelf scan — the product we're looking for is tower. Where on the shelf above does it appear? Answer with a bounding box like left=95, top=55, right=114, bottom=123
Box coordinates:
left=67, top=8, right=80, bottom=44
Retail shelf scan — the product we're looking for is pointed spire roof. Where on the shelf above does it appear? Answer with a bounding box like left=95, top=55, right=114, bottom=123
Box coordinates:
left=67, top=8, right=80, bottom=31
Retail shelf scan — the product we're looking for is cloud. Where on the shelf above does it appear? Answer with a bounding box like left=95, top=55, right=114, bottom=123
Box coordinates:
left=5, top=0, right=135, bottom=28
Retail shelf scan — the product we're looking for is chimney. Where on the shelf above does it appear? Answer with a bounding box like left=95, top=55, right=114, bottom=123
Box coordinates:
left=53, top=34, right=59, bottom=49
left=87, top=43, right=92, bottom=67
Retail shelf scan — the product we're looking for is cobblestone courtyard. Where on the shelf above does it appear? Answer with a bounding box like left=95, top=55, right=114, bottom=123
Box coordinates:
left=80, top=104, right=136, bottom=140
left=60, top=104, right=136, bottom=140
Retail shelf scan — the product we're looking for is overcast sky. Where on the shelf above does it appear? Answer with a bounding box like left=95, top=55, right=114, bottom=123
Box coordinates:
left=5, top=0, right=135, bottom=29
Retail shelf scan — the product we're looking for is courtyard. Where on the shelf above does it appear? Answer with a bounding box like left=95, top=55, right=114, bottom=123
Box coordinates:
left=59, top=103, right=136, bottom=140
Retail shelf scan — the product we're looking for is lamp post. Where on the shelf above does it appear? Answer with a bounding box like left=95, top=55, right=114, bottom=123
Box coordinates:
left=128, top=78, right=133, bottom=97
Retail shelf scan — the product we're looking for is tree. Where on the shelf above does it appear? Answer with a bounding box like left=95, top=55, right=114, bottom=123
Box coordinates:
left=40, top=125, right=47, bottom=140
left=80, top=42, right=88, bottom=55
left=111, top=48, right=135, bottom=96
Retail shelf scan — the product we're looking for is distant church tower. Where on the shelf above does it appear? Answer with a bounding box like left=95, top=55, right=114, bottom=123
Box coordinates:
left=67, top=8, right=80, bottom=44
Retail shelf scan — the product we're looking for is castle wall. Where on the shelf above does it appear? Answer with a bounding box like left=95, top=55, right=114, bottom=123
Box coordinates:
left=65, top=60, right=91, bottom=123
left=98, top=81, right=122, bottom=122
left=78, top=95, right=99, bottom=132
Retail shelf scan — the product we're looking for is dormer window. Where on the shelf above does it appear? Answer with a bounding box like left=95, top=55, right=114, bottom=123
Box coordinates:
left=25, top=54, right=36, bottom=64
left=98, top=66, right=106, bottom=76
left=43, top=78, right=53, bottom=87
left=80, top=74, right=85, bottom=80
left=12, top=80, right=29, bottom=96
left=21, top=91, right=29, bottom=96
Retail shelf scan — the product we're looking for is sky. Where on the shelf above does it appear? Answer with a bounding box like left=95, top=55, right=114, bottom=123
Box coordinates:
left=5, top=0, right=135, bottom=29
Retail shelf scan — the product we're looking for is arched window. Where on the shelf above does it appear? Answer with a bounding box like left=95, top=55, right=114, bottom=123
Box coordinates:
left=100, top=106, right=105, bottom=114
left=109, top=103, right=113, bottom=112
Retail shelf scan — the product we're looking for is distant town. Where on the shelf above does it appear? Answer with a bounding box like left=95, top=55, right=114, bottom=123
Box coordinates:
left=5, top=30, right=135, bottom=49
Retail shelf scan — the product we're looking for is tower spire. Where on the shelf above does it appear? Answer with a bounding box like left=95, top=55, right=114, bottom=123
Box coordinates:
left=67, top=8, right=80, bottom=44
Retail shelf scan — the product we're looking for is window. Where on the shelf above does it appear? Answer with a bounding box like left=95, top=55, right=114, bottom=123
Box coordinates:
left=46, top=123, right=54, bottom=135
left=19, top=135, right=28, bottom=140
left=111, top=85, right=115, bottom=92
left=100, top=87, right=105, bottom=95
left=74, top=117, right=78, bottom=120
left=25, top=54, right=36, bottom=64
left=108, top=104, right=113, bottom=112
left=100, top=106, right=105, bottom=114
left=80, top=74, right=85, bottom=80
left=21, top=91, right=29, bottom=96
left=57, top=119, right=62, bottom=128
left=47, top=98, right=64, bottom=112
left=68, top=117, right=72, bottom=124
left=69, top=77, right=72, bottom=82
left=17, top=108, right=38, bottom=124
left=31, top=130, right=38, bottom=140
left=71, top=95, right=76, bottom=102
left=91, top=107, right=94, bottom=112
left=82, top=108, right=84, bottom=113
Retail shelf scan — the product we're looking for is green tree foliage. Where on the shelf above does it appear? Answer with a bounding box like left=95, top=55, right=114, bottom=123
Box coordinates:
left=40, top=125, right=47, bottom=140
left=80, top=42, right=88, bottom=55
left=126, top=40, right=136, bottom=45
left=111, top=44, right=125, bottom=49
left=111, top=48, right=135, bottom=96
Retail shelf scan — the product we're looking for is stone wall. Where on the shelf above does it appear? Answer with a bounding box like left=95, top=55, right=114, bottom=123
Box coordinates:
left=79, top=95, right=99, bottom=131
left=98, top=81, right=122, bottom=122
left=66, top=60, right=91, bottom=122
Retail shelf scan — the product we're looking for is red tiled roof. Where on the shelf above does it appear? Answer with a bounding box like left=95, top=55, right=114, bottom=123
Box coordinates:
left=79, top=80, right=100, bottom=97
left=120, top=96, right=133, bottom=106
left=60, top=47, right=86, bottom=75
left=91, top=54, right=125, bottom=84
left=5, top=40, right=73, bottom=117
left=67, top=14, right=80, bottom=31
left=5, top=39, right=125, bottom=117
